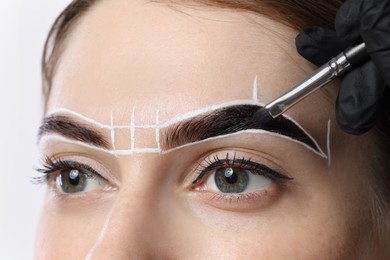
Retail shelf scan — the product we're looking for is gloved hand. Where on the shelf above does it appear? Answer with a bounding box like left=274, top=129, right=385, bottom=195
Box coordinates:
left=295, top=0, right=390, bottom=134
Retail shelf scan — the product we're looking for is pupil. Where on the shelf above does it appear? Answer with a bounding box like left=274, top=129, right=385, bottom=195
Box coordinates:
left=69, top=176, right=80, bottom=186
left=225, top=170, right=238, bottom=184
left=57, top=169, right=87, bottom=193
left=69, top=170, right=80, bottom=185
left=69, top=169, right=79, bottom=179
left=224, top=167, right=234, bottom=177
left=214, top=167, right=249, bottom=193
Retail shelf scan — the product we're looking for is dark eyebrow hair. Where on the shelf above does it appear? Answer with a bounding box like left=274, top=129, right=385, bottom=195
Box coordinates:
left=38, top=115, right=109, bottom=149
left=163, top=105, right=320, bottom=152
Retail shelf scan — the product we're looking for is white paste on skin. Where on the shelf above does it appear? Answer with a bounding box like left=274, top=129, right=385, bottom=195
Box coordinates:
left=156, top=110, right=161, bottom=151
left=326, top=120, right=331, bottom=168
left=110, top=111, right=116, bottom=150
left=85, top=207, right=115, bottom=260
left=41, top=127, right=327, bottom=159
left=253, top=75, right=258, bottom=102
left=130, top=108, right=135, bottom=150
left=161, top=129, right=327, bottom=158
left=47, top=101, right=327, bottom=158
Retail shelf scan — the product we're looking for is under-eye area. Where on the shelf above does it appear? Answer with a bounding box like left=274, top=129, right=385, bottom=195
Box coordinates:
left=189, top=150, right=293, bottom=210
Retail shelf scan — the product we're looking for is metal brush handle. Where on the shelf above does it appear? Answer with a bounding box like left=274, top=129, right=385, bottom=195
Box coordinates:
left=265, top=42, right=368, bottom=118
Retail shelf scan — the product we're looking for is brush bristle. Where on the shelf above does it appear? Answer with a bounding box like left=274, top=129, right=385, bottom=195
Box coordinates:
left=253, top=108, right=273, bottom=126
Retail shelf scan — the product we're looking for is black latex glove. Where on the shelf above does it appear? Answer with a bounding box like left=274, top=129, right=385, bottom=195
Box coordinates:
left=295, top=0, right=390, bottom=134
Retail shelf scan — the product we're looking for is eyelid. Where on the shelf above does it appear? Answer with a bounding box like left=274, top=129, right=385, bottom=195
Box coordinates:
left=191, top=151, right=293, bottom=187
left=44, top=157, right=99, bottom=174
left=35, top=155, right=120, bottom=188
left=193, top=158, right=291, bottom=185
left=35, top=158, right=102, bottom=185
left=186, top=150, right=294, bottom=212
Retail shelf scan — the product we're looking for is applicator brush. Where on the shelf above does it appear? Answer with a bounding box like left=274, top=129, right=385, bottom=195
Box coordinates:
left=253, top=42, right=369, bottom=125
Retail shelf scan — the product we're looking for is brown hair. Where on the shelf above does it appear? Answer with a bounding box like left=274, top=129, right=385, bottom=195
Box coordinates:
left=42, top=0, right=100, bottom=108
left=42, top=0, right=390, bottom=211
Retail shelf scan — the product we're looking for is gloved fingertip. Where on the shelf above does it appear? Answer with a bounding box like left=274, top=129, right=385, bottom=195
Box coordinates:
left=335, top=0, right=364, bottom=43
left=295, top=27, right=346, bottom=66
left=335, top=62, right=387, bottom=134
left=336, top=109, right=374, bottom=134
left=336, top=79, right=375, bottom=135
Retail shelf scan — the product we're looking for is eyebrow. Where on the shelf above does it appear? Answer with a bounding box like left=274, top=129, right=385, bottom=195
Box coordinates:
left=164, top=105, right=320, bottom=152
left=38, top=115, right=109, bottom=149
left=38, top=105, right=320, bottom=154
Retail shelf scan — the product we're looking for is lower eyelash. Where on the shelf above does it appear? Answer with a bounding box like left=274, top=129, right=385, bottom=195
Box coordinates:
left=206, top=189, right=273, bottom=203
left=194, top=186, right=282, bottom=211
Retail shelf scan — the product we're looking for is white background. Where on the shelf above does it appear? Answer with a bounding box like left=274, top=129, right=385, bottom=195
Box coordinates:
left=0, top=1, right=71, bottom=258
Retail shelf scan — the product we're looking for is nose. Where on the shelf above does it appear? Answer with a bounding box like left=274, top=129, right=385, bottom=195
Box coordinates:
left=87, top=158, right=190, bottom=260
left=85, top=194, right=161, bottom=259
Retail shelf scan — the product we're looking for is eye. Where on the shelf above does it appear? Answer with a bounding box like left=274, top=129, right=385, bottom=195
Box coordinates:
left=206, top=167, right=272, bottom=193
left=56, top=168, right=107, bottom=194
left=192, top=153, right=292, bottom=195
left=35, top=157, right=111, bottom=195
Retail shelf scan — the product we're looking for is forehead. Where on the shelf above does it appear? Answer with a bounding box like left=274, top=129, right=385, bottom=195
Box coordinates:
left=48, top=0, right=330, bottom=143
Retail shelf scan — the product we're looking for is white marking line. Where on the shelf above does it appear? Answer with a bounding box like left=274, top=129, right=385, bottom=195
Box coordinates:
left=111, top=125, right=130, bottom=129
left=46, top=78, right=327, bottom=158
left=161, top=129, right=327, bottom=158
left=156, top=111, right=161, bottom=150
left=48, top=100, right=264, bottom=129
left=41, top=128, right=328, bottom=159
left=40, top=134, right=118, bottom=155
left=134, top=148, right=161, bottom=154
left=111, top=124, right=157, bottom=129
left=130, top=109, right=135, bottom=150
left=253, top=75, right=258, bottom=101
left=326, top=120, right=331, bottom=168
left=282, top=114, right=327, bottom=158
left=86, top=208, right=116, bottom=260
left=110, top=111, right=116, bottom=150
left=135, top=124, right=158, bottom=128
left=46, top=99, right=326, bottom=158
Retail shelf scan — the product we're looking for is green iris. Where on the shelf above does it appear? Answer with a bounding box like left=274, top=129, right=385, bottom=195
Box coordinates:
left=57, top=169, right=88, bottom=193
left=214, top=167, right=249, bottom=193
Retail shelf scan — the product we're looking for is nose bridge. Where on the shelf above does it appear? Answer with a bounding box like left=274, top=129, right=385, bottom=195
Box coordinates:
left=86, top=156, right=165, bottom=259
left=86, top=197, right=155, bottom=259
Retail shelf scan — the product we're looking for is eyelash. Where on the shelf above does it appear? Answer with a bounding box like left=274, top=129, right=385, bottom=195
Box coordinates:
left=33, top=157, right=104, bottom=185
left=33, top=153, right=292, bottom=207
left=192, top=152, right=292, bottom=186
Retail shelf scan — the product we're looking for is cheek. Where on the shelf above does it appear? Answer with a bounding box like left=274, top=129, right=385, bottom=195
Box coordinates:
left=182, top=169, right=363, bottom=259
left=191, top=217, right=358, bottom=259
left=181, top=192, right=359, bottom=259
left=172, top=221, right=352, bottom=260
left=263, top=219, right=354, bottom=259
left=34, top=200, right=106, bottom=259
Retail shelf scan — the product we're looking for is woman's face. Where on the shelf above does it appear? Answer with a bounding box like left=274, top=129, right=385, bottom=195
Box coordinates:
left=36, top=0, right=378, bottom=259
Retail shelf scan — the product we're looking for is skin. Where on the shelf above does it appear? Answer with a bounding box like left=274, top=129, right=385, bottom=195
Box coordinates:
left=35, top=0, right=387, bottom=259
